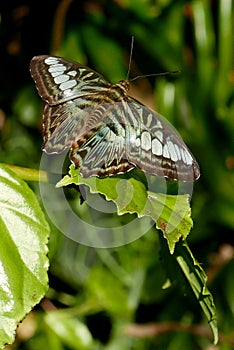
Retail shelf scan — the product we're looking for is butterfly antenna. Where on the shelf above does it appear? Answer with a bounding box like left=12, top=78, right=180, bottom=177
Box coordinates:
left=131, top=70, right=180, bottom=82
left=126, top=36, right=134, bottom=81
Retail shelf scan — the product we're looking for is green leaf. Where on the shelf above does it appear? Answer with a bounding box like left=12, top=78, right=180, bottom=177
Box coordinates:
left=160, top=237, right=218, bottom=344
left=44, top=311, right=94, bottom=350
left=80, top=25, right=126, bottom=82
left=176, top=242, right=218, bottom=344
left=57, top=165, right=218, bottom=342
left=57, top=165, right=193, bottom=254
left=0, top=165, right=50, bottom=348
left=13, top=86, right=40, bottom=127
left=85, top=266, right=131, bottom=318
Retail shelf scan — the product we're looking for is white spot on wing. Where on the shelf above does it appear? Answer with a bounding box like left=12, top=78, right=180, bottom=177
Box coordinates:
left=146, top=114, right=152, bottom=128
left=54, top=74, right=69, bottom=84
left=45, top=57, right=59, bottom=65
left=51, top=71, right=62, bottom=77
left=152, top=138, right=162, bottom=155
left=163, top=144, right=170, bottom=158
left=174, top=144, right=181, bottom=160
left=184, top=150, right=193, bottom=165
left=49, top=64, right=65, bottom=71
left=180, top=149, right=193, bottom=165
left=60, top=80, right=77, bottom=91
left=155, top=120, right=163, bottom=128
left=68, top=70, right=77, bottom=77
left=167, top=140, right=178, bottom=161
left=63, top=89, right=72, bottom=96
left=141, top=131, right=151, bottom=151
left=155, top=130, right=163, bottom=142
left=135, top=138, right=141, bottom=147
left=83, top=72, right=95, bottom=79
left=180, top=149, right=186, bottom=163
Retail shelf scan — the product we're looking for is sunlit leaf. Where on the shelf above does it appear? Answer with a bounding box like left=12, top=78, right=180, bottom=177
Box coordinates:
left=44, top=311, right=94, bottom=350
left=57, top=164, right=218, bottom=342
left=0, top=165, right=50, bottom=348
left=57, top=165, right=192, bottom=253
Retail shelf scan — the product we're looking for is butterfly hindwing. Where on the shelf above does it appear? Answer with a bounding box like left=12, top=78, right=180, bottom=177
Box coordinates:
left=70, top=123, right=134, bottom=177
left=123, top=98, right=200, bottom=181
left=42, top=96, right=104, bottom=153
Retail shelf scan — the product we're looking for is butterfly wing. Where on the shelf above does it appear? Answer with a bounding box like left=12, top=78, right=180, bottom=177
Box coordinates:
left=30, top=55, right=113, bottom=153
left=70, top=122, right=134, bottom=177
left=41, top=97, right=104, bottom=153
left=68, top=97, right=199, bottom=181
left=122, top=97, right=200, bottom=181
left=69, top=99, right=135, bottom=177
left=30, top=55, right=111, bottom=105
left=30, top=55, right=200, bottom=181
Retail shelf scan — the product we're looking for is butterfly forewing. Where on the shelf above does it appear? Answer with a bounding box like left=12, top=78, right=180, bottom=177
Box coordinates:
left=30, top=55, right=200, bottom=181
left=30, top=55, right=111, bottom=105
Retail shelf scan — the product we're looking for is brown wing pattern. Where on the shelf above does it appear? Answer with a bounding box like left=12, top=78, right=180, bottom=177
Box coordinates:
left=30, top=55, right=200, bottom=181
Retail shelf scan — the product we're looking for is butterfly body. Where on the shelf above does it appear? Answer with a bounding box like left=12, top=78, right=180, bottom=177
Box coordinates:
left=30, top=55, right=200, bottom=181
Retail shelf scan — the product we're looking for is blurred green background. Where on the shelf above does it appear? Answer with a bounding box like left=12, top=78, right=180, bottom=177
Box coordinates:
left=0, top=0, right=234, bottom=349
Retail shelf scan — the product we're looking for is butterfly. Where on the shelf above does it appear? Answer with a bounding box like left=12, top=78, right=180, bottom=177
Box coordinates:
left=30, top=55, right=200, bottom=181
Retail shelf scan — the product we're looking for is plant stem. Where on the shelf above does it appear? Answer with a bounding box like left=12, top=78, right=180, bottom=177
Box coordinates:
left=1, top=164, right=49, bottom=183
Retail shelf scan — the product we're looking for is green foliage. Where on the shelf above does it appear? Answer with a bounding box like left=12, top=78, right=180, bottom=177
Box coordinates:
left=58, top=164, right=193, bottom=254
left=0, top=165, right=49, bottom=348
left=58, top=165, right=218, bottom=342
left=0, top=0, right=233, bottom=349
